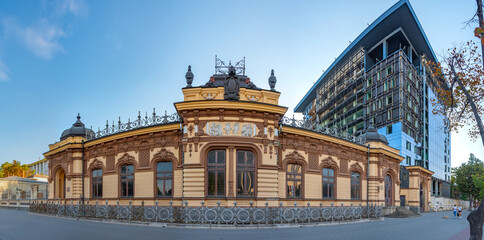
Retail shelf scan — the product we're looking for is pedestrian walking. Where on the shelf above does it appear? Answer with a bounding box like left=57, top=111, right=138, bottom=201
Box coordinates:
left=453, top=205, right=457, bottom=218
left=458, top=206, right=462, bottom=218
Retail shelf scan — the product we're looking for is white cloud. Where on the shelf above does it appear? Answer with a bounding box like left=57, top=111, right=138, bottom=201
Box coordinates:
left=0, top=59, right=8, bottom=82
left=57, top=0, right=89, bottom=17
left=1, top=0, right=88, bottom=60
left=22, top=20, right=66, bottom=59
left=3, top=19, right=66, bottom=60
left=106, top=33, right=123, bottom=51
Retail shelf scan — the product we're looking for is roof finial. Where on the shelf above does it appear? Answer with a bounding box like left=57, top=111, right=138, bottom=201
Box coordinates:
left=185, top=65, right=194, bottom=87
left=77, top=113, right=81, bottom=120
left=268, top=69, right=277, bottom=91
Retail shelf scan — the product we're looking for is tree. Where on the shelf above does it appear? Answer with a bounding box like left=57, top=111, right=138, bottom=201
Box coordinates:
left=429, top=1, right=484, bottom=237
left=474, top=0, right=484, bottom=66
left=473, top=173, right=484, bottom=201
left=453, top=154, right=484, bottom=240
left=0, top=160, right=34, bottom=178
left=429, top=41, right=484, bottom=142
left=453, top=154, right=484, bottom=206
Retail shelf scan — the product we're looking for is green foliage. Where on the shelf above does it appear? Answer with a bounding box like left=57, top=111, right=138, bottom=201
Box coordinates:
left=472, top=173, right=484, bottom=200
left=453, top=153, right=484, bottom=201
left=0, top=160, right=34, bottom=178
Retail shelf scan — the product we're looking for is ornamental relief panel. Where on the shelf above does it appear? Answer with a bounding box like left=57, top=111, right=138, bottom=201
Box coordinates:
left=88, top=159, right=105, bottom=172
left=320, top=156, right=339, bottom=171
left=203, top=122, right=260, bottom=137
left=281, top=150, right=306, bottom=170
left=152, top=148, right=176, bottom=160
left=115, top=153, right=137, bottom=171
left=349, top=162, right=365, bottom=179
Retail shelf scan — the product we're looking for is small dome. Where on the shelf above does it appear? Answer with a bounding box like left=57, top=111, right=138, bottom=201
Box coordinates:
left=361, top=125, right=389, bottom=145
left=60, top=114, right=95, bottom=140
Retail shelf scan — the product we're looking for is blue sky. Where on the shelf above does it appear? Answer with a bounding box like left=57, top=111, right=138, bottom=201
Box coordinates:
left=0, top=0, right=482, bottom=168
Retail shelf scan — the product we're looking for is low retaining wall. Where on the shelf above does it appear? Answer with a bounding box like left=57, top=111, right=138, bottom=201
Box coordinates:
left=430, top=197, right=469, bottom=212
left=0, top=199, right=38, bottom=211
left=29, top=200, right=383, bottom=226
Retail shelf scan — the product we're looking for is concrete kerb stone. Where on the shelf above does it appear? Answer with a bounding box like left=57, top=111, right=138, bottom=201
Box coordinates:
left=28, top=212, right=383, bottom=229
left=0, top=206, right=29, bottom=211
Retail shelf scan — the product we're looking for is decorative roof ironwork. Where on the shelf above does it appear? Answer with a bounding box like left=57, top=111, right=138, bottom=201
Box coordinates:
left=87, top=109, right=181, bottom=140
left=280, top=115, right=364, bottom=144
left=215, top=55, right=245, bottom=75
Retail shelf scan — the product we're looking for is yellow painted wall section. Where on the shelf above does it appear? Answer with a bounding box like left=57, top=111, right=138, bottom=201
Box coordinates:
left=338, top=178, right=350, bottom=200
left=257, top=169, right=278, bottom=198
left=182, top=87, right=281, bottom=105
left=305, top=173, right=321, bottom=199
left=65, top=179, right=72, bottom=199
left=103, top=175, right=118, bottom=198
left=84, top=177, right=90, bottom=198
left=72, top=159, right=82, bottom=174
left=278, top=172, right=286, bottom=198
left=183, top=168, right=204, bottom=197
left=173, top=170, right=183, bottom=198
left=134, top=171, right=154, bottom=198
left=48, top=185, right=54, bottom=199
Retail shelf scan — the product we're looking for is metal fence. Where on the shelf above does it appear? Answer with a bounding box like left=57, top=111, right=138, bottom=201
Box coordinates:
left=29, top=200, right=383, bottom=225
left=280, top=116, right=365, bottom=145
left=87, top=110, right=181, bottom=140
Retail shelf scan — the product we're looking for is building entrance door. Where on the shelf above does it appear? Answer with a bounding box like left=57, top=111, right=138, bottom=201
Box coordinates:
left=55, top=168, right=66, bottom=199
left=385, top=175, right=392, bottom=206
left=420, top=183, right=425, bottom=212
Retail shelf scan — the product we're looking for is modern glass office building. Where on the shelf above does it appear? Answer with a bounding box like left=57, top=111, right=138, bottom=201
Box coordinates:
left=294, top=0, right=451, bottom=197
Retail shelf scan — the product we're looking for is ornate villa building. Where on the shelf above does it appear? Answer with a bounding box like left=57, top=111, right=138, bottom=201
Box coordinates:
left=43, top=62, right=433, bottom=213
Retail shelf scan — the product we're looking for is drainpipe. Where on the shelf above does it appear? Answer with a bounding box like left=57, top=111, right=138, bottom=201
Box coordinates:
left=81, top=139, right=85, bottom=206
left=367, top=144, right=370, bottom=207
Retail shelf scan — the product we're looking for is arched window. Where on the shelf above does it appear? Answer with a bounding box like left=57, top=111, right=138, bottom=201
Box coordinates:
left=351, top=172, right=361, bottom=200
left=92, top=169, right=103, bottom=198
left=236, top=150, right=255, bottom=197
left=120, top=165, right=134, bottom=197
left=322, top=168, right=335, bottom=199
left=156, top=162, right=173, bottom=197
left=207, top=150, right=226, bottom=197
left=286, top=164, right=302, bottom=198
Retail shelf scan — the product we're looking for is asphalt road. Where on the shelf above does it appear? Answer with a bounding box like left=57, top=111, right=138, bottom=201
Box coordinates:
left=0, top=209, right=475, bottom=240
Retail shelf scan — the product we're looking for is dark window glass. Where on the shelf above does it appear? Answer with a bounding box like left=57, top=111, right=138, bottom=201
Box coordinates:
left=236, top=151, right=255, bottom=197
left=351, top=172, right=361, bottom=200
left=92, top=169, right=103, bottom=198
left=120, top=165, right=134, bottom=197
left=322, top=168, right=334, bottom=199
left=207, top=150, right=225, bottom=197
left=157, top=162, right=173, bottom=197
left=286, top=164, right=302, bottom=198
